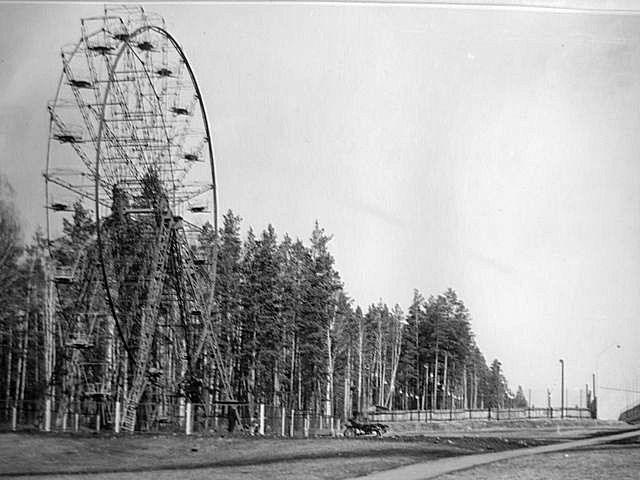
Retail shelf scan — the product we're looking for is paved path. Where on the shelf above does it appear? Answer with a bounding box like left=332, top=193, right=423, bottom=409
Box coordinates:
left=355, top=428, right=640, bottom=480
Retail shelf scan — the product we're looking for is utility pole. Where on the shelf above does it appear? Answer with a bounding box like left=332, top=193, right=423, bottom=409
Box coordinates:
left=559, top=359, right=564, bottom=418
left=592, top=373, right=597, bottom=418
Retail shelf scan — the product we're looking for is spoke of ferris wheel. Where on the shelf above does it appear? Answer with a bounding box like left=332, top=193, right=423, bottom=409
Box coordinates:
left=173, top=242, right=208, bottom=319
left=79, top=21, right=106, bottom=109
left=159, top=33, right=170, bottom=108
left=173, top=184, right=214, bottom=206
left=48, top=109, right=117, bottom=195
left=180, top=218, right=207, bottom=235
left=121, top=45, right=174, bottom=185
left=98, top=47, right=153, bottom=185
left=49, top=107, right=92, bottom=168
left=107, top=63, right=156, bottom=180
left=124, top=48, right=157, bottom=152
left=44, top=174, right=110, bottom=209
left=53, top=74, right=148, bottom=190
left=62, top=62, right=111, bottom=178
left=176, top=135, right=208, bottom=181
left=169, top=94, right=199, bottom=147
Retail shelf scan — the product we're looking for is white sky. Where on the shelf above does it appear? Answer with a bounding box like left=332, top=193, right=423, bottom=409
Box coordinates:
left=1, top=1, right=639, bottom=418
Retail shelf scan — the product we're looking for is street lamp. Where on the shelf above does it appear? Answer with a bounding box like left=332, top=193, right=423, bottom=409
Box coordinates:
left=593, top=343, right=622, bottom=418
left=559, top=359, right=564, bottom=418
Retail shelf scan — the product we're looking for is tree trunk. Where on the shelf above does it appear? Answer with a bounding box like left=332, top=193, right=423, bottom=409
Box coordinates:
left=384, top=318, right=402, bottom=409
left=344, top=344, right=351, bottom=420
left=18, top=314, right=28, bottom=413
left=4, top=326, right=12, bottom=414
left=441, top=351, right=448, bottom=410
left=463, top=364, right=468, bottom=410
left=289, top=333, right=296, bottom=409
left=273, top=357, right=279, bottom=407
left=357, top=317, right=363, bottom=414
left=422, top=364, right=429, bottom=410
left=297, top=352, right=302, bottom=410
left=415, top=317, right=419, bottom=408
left=325, top=322, right=333, bottom=416
left=433, top=349, right=439, bottom=409
left=376, top=313, right=383, bottom=406
left=248, top=328, right=257, bottom=415
left=473, top=369, right=478, bottom=409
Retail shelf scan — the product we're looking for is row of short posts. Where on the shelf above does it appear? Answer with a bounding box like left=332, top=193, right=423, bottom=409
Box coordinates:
left=12, top=402, right=81, bottom=433
left=181, top=403, right=336, bottom=438
left=22, top=400, right=338, bottom=437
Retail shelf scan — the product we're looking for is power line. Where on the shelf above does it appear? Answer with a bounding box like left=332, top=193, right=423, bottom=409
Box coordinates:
left=600, top=386, right=640, bottom=394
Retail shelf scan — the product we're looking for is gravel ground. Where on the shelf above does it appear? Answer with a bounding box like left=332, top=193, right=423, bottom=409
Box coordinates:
left=436, top=444, right=640, bottom=480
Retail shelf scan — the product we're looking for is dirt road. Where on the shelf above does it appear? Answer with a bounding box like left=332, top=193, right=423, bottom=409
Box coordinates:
left=356, top=427, right=640, bottom=480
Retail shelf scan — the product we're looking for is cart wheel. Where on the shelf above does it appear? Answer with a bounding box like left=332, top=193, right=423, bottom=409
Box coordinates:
left=344, top=427, right=356, bottom=437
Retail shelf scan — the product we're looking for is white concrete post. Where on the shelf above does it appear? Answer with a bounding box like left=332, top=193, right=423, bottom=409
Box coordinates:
left=259, top=404, right=265, bottom=435
left=114, top=401, right=121, bottom=433
left=330, top=415, right=335, bottom=436
left=289, top=409, right=295, bottom=437
left=185, top=402, right=193, bottom=435
left=304, top=414, right=309, bottom=438
left=11, top=407, right=17, bottom=431
left=74, top=413, right=79, bottom=432
left=281, top=407, right=286, bottom=436
left=62, top=412, right=68, bottom=431
left=96, top=413, right=101, bottom=432
left=44, top=399, right=51, bottom=432
left=179, top=397, right=186, bottom=427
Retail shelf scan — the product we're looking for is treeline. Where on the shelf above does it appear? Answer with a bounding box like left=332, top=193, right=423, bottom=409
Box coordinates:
left=211, top=210, right=528, bottom=415
left=0, top=180, right=528, bottom=416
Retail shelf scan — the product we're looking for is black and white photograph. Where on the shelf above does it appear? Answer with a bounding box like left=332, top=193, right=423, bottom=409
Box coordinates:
left=0, top=0, right=639, bottom=478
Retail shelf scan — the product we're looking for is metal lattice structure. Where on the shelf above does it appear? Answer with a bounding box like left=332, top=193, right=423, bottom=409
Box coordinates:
left=44, top=6, right=229, bottom=432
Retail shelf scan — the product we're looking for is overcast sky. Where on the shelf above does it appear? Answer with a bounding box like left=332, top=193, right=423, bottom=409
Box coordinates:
left=1, top=1, right=639, bottom=418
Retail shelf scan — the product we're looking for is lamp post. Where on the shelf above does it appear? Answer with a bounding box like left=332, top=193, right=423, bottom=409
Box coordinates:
left=593, top=343, right=621, bottom=419
left=559, top=359, right=564, bottom=418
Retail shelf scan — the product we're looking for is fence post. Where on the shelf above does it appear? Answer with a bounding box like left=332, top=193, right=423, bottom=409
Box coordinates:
left=179, top=397, right=186, bottom=428
left=62, top=412, right=68, bottom=431
left=259, top=404, right=265, bottom=435
left=74, top=412, right=79, bottom=432
left=330, top=415, right=335, bottom=436
left=281, top=407, right=286, bottom=436
left=185, top=402, right=192, bottom=435
left=44, top=399, right=51, bottom=432
left=11, top=406, right=17, bottom=431
left=96, top=413, right=101, bottom=432
left=290, top=409, right=295, bottom=437
left=114, top=401, right=121, bottom=433
left=304, top=413, right=309, bottom=438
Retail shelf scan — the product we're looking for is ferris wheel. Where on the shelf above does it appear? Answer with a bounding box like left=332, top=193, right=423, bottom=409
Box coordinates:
left=45, top=6, right=227, bottom=431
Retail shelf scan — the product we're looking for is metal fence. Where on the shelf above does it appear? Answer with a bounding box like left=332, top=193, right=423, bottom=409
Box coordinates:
left=369, top=406, right=593, bottom=423
left=1, top=398, right=594, bottom=435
